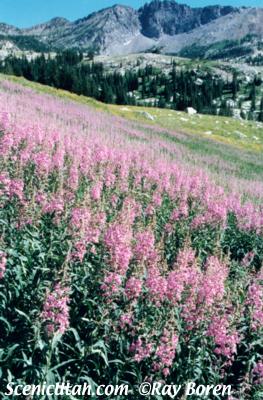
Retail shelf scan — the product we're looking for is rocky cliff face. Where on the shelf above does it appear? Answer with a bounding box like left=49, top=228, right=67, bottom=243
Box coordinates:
left=53, top=5, right=140, bottom=51
left=0, top=23, right=21, bottom=36
left=138, top=0, right=236, bottom=38
left=24, top=17, right=70, bottom=37
left=0, top=1, right=262, bottom=56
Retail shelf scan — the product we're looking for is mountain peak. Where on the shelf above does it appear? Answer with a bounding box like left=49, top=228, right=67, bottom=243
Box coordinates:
left=0, top=1, right=262, bottom=57
left=139, top=0, right=237, bottom=38
left=24, top=16, right=71, bottom=36
left=49, top=17, right=69, bottom=24
left=0, top=22, right=21, bottom=36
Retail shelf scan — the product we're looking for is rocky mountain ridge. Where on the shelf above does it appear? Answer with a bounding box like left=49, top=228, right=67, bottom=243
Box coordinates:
left=0, top=1, right=263, bottom=56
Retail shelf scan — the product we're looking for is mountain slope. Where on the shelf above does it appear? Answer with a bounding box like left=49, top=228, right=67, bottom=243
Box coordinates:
left=157, top=7, right=263, bottom=54
left=0, top=23, right=21, bottom=36
left=0, top=1, right=263, bottom=56
left=53, top=5, right=140, bottom=51
left=23, top=17, right=70, bottom=38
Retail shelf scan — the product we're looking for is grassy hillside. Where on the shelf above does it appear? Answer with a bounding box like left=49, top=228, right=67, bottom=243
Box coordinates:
left=2, top=74, right=263, bottom=205
left=4, top=74, right=263, bottom=152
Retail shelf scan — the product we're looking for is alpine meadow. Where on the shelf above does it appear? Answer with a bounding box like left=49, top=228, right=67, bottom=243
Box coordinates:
left=0, top=1, right=262, bottom=399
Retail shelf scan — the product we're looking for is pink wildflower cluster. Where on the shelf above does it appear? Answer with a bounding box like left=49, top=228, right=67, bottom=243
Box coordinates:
left=207, top=316, right=239, bottom=361
left=125, top=277, right=143, bottom=301
left=153, top=329, right=179, bottom=377
left=198, top=256, right=228, bottom=307
left=134, top=230, right=155, bottom=263
left=0, top=251, right=7, bottom=279
left=130, top=337, right=154, bottom=362
left=104, top=222, right=133, bottom=275
left=253, top=361, right=263, bottom=384
left=119, top=313, right=133, bottom=330
left=167, top=248, right=199, bottom=304
left=70, top=207, right=91, bottom=232
left=246, top=273, right=263, bottom=330
left=170, top=199, right=188, bottom=222
left=101, top=272, right=122, bottom=299
left=0, top=173, right=24, bottom=201
left=70, top=208, right=106, bottom=261
left=33, top=151, right=52, bottom=175
left=43, top=195, right=64, bottom=215
left=146, top=266, right=167, bottom=304
left=121, top=197, right=140, bottom=224
left=90, top=181, right=103, bottom=201
left=41, top=283, right=70, bottom=336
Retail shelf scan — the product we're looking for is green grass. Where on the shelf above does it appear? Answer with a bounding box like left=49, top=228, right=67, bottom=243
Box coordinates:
left=111, top=106, right=263, bottom=152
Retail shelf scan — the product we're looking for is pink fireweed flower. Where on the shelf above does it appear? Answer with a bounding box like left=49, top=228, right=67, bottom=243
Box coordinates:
left=167, top=247, right=200, bottom=304
left=110, top=194, right=118, bottom=207
left=152, top=192, right=162, bottom=207
left=253, top=361, right=263, bottom=384
left=0, top=131, right=14, bottom=157
left=43, top=195, right=64, bottom=215
left=52, top=147, right=65, bottom=170
left=167, top=270, right=185, bottom=304
left=71, top=240, right=87, bottom=262
left=0, top=173, right=11, bottom=199
left=35, top=191, right=46, bottom=205
left=33, top=151, right=51, bottom=175
left=170, top=200, right=188, bottom=222
left=104, top=222, right=132, bottom=274
left=154, top=329, right=179, bottom=376
left=119, top=313, right=133, bottom=330
left=191, top=201, right=227, bottom=230
left=90, top=181, right=103, bottom=201
left=101, top=272, right=123, bottom=299
left=162, top=368, right=170, bottom=377
left=85, top=212, right=105, bottom=244
left=104, top=168, right=116, bottom=188
left=0, top=175, right=24, bottom=201
left=145, top=203, right=155, bottom=216
left=134, top=230, right=155, bottom=263
left=167, top=248, right=202, bottom=329
left=198, top=256, right=228, bottom=307
left=68, top=164, right=79, bottom=191
left=130, top=337, right=154, bottom=363
left=125, top=277, right=143, bottom=300
left=121, top=197, right=140, bottom=224
left=0, top=111, right=9, bottom=131
left=0, top=172, right=11, bottom=190
left=0, top=251, right=7, bottom=279
left=246, top=277, right=263, bottom=330
left=9, top=179, right=24, bottom=201
left=70, top=207, right=91, bottom=232
left=207, top=316, right=239, bottom=361
left=164, top=223, right=173, bottom=234
left=175, top=247, right=196, bottom=269
left=146, top=267, right=167, bottom=304
left=41, top=283, right=70, bottom=336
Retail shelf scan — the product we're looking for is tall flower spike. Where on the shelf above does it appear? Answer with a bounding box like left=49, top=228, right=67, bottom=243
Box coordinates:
left=41, top=283, right=70, bottom=336
left=0, top=252, right=7, bottom=279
